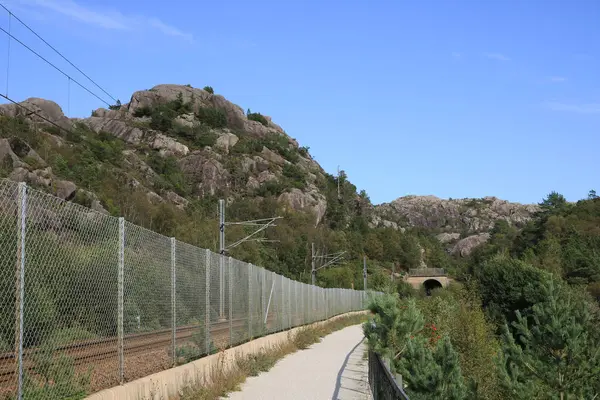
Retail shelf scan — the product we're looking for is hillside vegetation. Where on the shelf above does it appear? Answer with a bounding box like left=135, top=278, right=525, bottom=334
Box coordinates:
left=365, top=192, right=600, bottom=399
left=0, top=84, right=462, bottom=290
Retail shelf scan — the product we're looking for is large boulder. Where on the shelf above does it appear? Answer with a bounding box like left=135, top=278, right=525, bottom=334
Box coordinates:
left=451, top=233, right=491, bottom=257
left=146, top=191, right=165, bottom=205
left=55, top=180, right=77, bottom=200
left=436, top=232, right=461, bottom=244
left=165, top=191, right=189, bottom=209
left=278, top=188, right=327, bottom=226
left=215, top=132, right=239, bottom=153
left=91, top=107, right=131, bottom=120
left=257, top=170, right=278, bottom=184
left=260, top=147, right=285, bottom=165
left=0, top=139, right=25, bottom=169
left=150, top=133, right=189, bottom=157
left=127, top=84, right=212, bottom=114
left=0, top=98, right=71, bottom=130
left=9, top=167, right=53, bottom=188
left=82, top=117, right=144, bottom=145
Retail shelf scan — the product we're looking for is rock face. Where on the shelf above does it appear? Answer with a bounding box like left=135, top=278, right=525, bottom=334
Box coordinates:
left=83, top=117, right=144, bottom=145
left=278, top=188, right=327, bottom=226
left=436, top=232, right=461, bottom=244
left=55, top=180, right=77, bottom=200
left=451, top=233, right=491, bottom=257
left=179, top=153, right=230, bottom=196
left=215, top=132, right=239, bottom=153
left=375, top=195, right=538, bottom=234
left=151, top=133, right=189, bottom=157
left=0, top=98, right=71, bottom=129
left=373, top=195, right=538, bottom=254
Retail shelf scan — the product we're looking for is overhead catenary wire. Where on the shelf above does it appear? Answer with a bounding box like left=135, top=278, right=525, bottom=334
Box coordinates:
left=0, top=25, right=112, bottom=107
left=1, top=92, right=76, bottom=137
left=0, top=2, right=117, bottom=103
left=4, top=10, right=10, bottom=96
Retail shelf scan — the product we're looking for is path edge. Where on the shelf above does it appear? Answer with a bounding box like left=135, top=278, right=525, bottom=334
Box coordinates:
left=85, top=311, right=369, bottom=400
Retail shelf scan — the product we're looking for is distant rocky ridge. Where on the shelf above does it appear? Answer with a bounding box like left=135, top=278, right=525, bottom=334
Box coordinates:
left=372, top=195, right=539, bottom=256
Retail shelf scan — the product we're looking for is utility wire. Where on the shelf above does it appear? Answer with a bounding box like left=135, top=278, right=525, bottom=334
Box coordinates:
left=1, top=92, right=75, bottom=136
left=0, top=3, right=117, bottom=103
left=4, top=10, right=10, bottom=96
left=0, top=25, right=111, bottom=107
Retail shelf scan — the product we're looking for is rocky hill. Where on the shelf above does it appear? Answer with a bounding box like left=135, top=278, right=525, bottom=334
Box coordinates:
left=373, top=195, right=539, bottom=255
left=0, top=84, right=328, bottom=224
left=0, top=84, right=538, bottom=259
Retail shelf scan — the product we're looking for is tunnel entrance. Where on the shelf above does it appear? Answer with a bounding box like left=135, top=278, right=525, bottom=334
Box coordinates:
left=423, top=279, right=443, bottom=296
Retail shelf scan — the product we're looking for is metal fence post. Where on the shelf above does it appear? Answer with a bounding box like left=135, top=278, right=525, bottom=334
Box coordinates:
left=280, top=274, right=284, bottom=330
left=117, top=217, right=124, bottom=384
left=170, top=237, right=176, bottom=367
left=294, top=281, right=298, bottom=327
left=15, top=182, right=26, bottom=400
left=228, top=257, right=233, bottom=347
left=261, top=267, right=266, bottom=333
left=301, top=282, right=304, bottom=325
left=248, top=263, right=253, bottom=339
left=204, top=249, right=211, bottom=354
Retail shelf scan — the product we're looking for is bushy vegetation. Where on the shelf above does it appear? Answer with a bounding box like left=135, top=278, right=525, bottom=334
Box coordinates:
left=203, top=86, right=214, bottom=94
left=195, top=107, right=227, bottom=129
left=246, top=109, right=269, bottom=126
left=132, top=92, right=226, bottom=141
left=365, top=192, right=600, bottom=399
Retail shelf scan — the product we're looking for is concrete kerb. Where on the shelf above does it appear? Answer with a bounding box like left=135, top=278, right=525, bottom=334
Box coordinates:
left=85, top=311, right=369, bottom=400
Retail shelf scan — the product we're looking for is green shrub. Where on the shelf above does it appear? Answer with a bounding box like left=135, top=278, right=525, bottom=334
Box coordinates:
left=298, top=146, right=310, bottom=157
left=133, top=106, right=152, bottom=118
left=247, top=112, right=269, bottom=126
left=0, top=115, right=42, bottom=148
left=282, top=164, right=307, bottom=183
left=168, top=92, right=193, bottom=115
left=87, top=132, right=124, bottom=165
left=146, top=153, right=190, bottom=196
left=258, top=134, right=299, bottom=163
left=171, top=124, right=217, bottom=148
left=150, top=105, right=177, bottom=132
left=27, top=346, right=90, bottom=399
left=108, top=100, right=121, bottom=110
left=255, top=180, right=287, bottom=197
left=196, top=107, right=227, bottom=129
left=194, top=131, right=218, bottom=147
left=231, top=135, right=263, bottom=155
left=203, top=86, right=214, bottom=94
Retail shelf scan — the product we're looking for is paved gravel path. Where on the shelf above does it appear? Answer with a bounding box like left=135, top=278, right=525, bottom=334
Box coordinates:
left=224, top=324, right=372, bottom=400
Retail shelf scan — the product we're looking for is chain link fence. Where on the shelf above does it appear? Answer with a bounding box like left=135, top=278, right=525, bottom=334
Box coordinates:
left=0, top=179, right=369, bottom=399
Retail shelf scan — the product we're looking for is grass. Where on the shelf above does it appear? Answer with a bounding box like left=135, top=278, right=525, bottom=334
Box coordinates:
left=179, top=313, right=368, bottom=400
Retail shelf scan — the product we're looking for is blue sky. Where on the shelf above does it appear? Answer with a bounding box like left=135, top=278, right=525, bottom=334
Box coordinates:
left=0, top=0, right=598, bottom=205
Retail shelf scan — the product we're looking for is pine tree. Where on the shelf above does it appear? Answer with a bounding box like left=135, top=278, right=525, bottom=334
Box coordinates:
left=364, top=293, right=467, bottom=399
left=397, top=335, right=467, bottom=400
left=498, top=279, right=600, bottom=399
left=363, top=294, right=424, bottom=361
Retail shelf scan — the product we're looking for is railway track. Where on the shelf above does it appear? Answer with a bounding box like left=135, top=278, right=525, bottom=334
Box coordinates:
left=0, top=314, right=280, bottom=388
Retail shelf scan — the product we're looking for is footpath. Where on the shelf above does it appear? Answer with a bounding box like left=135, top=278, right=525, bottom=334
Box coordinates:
left=224, top=324, right=372, bottom=400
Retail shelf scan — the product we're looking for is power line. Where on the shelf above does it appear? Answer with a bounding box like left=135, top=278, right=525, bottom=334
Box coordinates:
left=0, top=3, right=117, bottom=103
left=4, top=10, right=10, bottom=96
left=0, top=25, right=112, bottom=107
left=1, top=92, right=74, bottom=136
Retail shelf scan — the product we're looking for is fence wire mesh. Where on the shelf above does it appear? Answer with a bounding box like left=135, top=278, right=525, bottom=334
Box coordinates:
left=0, top=180, right=370, bottom=399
